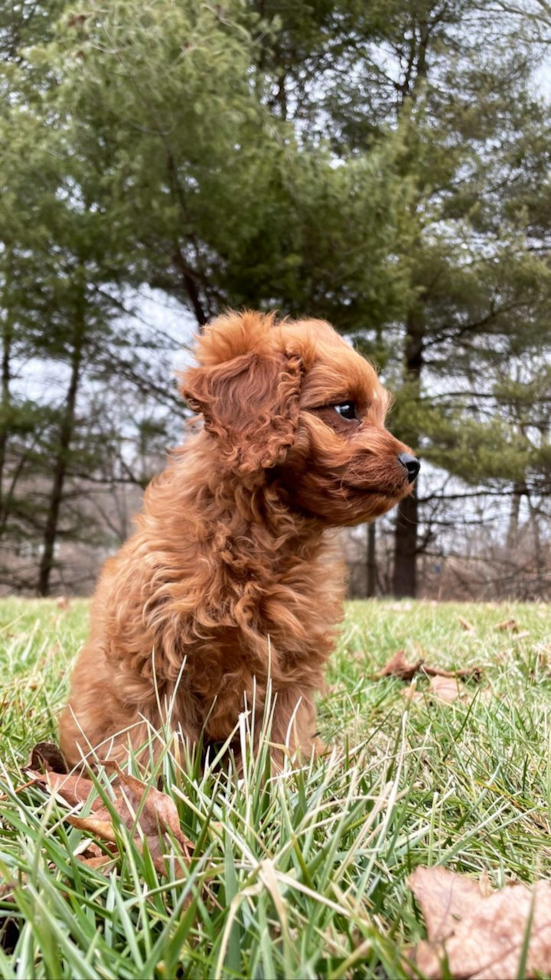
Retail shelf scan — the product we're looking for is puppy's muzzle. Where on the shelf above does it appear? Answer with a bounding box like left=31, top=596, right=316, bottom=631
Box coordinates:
left=398, top=452, right=420, bottom=484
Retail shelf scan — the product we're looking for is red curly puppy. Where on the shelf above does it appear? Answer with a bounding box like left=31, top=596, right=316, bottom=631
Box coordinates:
left=60, top=312, right=419, bottom=767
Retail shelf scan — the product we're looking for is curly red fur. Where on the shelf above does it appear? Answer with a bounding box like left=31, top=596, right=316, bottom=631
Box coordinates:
left=59, top=312, right=417, bottom=767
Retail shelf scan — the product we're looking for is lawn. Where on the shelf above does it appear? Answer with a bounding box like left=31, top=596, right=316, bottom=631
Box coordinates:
left=1, top=597, right=551, bottom=979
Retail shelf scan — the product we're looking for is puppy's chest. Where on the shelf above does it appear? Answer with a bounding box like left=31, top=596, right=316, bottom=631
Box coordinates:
left=185, top=578, right=339, bottom=697
left=153, top=539, right=344, bottom=696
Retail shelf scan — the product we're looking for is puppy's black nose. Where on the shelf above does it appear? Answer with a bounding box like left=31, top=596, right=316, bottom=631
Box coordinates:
left=398, top=452, right=420, bottom=484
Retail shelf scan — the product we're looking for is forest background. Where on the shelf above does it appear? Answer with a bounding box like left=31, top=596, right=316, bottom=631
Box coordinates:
left=2, top=0, right=551, bottom=601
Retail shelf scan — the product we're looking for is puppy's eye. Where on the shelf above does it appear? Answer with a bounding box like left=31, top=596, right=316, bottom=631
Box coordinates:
left=334, top=402, right=357, bottom=421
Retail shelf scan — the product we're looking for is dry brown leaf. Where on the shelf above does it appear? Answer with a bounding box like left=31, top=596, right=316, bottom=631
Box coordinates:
left=457, top=616, right=475, bottom=632
left=78, top=853, right=117, bottom=872
left=405, top=675, right=465, bottom=705
left=427, top=675, right=463, bottom=703
left=74, top=839, right=118, bottom=872
left=377, top=650, right=425, bottom=680
left=410, top=866, right=487, bottom=939
left=25, top=770, right=100, bottom=809
left=26, top=762, right=193, bottom=877
left=496, top=618, right=519, bottom=632
left=104, top=762, right=187, bottom=838
left=68, top=815, right=118, bottom=843
left=425, top=665, right=482, bottom=681
left=409, top=865, right=551, bottom=979
left=377, top=651, right=481, bottom=684
left=80, top=840, right=105, bottom=857
left=27, top=741, right=68, bottom=774
left=55, top=596, right=70, bottom=610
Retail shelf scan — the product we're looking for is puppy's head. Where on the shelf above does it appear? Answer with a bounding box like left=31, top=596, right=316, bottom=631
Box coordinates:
left=181, top=311, right=419, bottom=525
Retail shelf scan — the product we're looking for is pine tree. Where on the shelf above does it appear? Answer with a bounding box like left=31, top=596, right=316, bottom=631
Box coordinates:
left=4, top=0, right=551, bottom=595
left=244, top=0, right=551, bottom=595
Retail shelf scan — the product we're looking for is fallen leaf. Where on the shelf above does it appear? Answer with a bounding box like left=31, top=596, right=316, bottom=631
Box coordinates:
left=78, top=853, right=117, bottom=872
left=27, top=742, right=68, bottom=774
left=55, top=596, right=70, bottom=610
left=377, top=651, right=481, bottom=683
left=512, top=630, right=531, bottom=642
left=25, top=770, right=100, bottom=809
left=457, top=616, right=475, bottom=632
left=496, top=618, right=519, bottom=632
left=68, top=814, right=118, bottom=842
left=410, top=866, right=487, bottom=939
left=106, top=763, right=183, bottom=829
left=25, top=763, right=193, bottom=877
left=428, top=676, right=461, bottom=704
left=404, top=675, right=465, bottom=705
left=426, top=675, right=463, bottom=703
left=409, top=865, right=551, bottom=979
left=377, top=650, right=425, bottom=680
left=72, top=838, right=118, bottom=872
left=75, top=839, right=110, bottom=858
left=425, top=664, right=482, bottom=681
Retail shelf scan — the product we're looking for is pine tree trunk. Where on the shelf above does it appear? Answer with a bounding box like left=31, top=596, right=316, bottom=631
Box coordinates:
left=392, top=307, right=424, bottom=597
left=37, top=308, right=84, bottom=597
left=393, top=487, right=418, bottom=597
left=0, top=249, right=14, bottom=520
left=527, top=495, right=543, bottom=597
left=506, top=480, right=525, bottom=549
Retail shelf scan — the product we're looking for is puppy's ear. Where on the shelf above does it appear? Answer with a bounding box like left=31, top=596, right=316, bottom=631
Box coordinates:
left=180, top=311, right=303, bottom=476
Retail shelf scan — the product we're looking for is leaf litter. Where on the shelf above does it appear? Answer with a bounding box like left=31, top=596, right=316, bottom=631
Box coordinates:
left=376, top=650, right=483, bottom=704
left=28, top=741, right=68, bottom=774
left=408, top=865, right=551, bottom=979
left=24, top=744, right=193, bottom=877
left=422, top=674, right=463, bottom=704
left=495, top=618, right=519, bottom=632
left=377, top=650, right=481, bottom=682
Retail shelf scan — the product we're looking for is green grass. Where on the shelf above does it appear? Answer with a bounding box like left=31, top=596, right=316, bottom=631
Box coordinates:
left=1, top=597, right=551, bottom=978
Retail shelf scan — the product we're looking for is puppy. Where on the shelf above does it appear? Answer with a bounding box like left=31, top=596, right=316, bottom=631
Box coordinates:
left=59, top=312, right=419, bottom=767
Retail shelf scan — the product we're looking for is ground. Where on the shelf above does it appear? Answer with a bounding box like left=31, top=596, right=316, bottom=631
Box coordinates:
left=0, top=598, right=551, bottom=979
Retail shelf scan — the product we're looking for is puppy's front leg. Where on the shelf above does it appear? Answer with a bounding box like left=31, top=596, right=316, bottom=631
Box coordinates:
left=268, top=687, right=319, bottom=765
